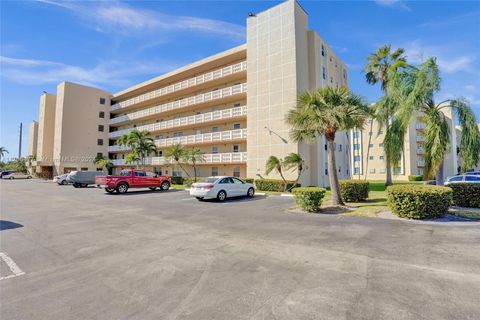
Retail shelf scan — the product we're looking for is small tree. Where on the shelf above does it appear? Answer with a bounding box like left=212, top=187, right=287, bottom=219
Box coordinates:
left=182, top=148, right=204, bottom=182
left=265, top=155, right=288, bottom=191
left=125, top=152, right=141, bottom=168
left=283, top=153, right=306, bottom=191
left=164, top=143, right=190, bottom=177
left=95, top=155, right=113, bottom=174
left=118, top=129, right=157, bottom=167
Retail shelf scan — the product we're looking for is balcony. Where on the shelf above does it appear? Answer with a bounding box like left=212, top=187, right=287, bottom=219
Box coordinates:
left=109, top=129, right=247, bottom=152
left=416, top=123, right=425, bottom=130
left=417, top=160, right=425, bottom=167
left=110, top=83, right=247, bottom=126
left=111, top=61, right=247, bottom=111
left=111, top=152, right=247, bottom=166
left=416, top=135, right=424, bottom=142
left=109, top=106, right=246, bottom=138
left=416, top=148, right=424, bottom=154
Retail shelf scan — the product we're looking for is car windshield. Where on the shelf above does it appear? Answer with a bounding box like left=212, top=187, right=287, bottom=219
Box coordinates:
left=202, top=177, right=219, bottom=183
left=119, top=170, right=131, bottom=176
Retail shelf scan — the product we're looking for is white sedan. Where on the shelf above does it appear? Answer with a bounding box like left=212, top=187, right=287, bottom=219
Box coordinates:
left=3, top=172, right=32, bottom=180
left=190, top=176, right=255, bottom=201
left=445, top=175, right=480, bottom=185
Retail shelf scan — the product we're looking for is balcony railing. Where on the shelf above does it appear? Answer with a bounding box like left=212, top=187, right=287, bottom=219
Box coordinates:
left=109, top=106, right=246, bottom=138
left=110, top=83, right=247, bottom=126
left=416, top=135, right=424, bottom=142
left=111, top=152, right=247, bottom=166
left=111, top=61, right=247, bottom=111
left=108, top=129, right=247, bottom=152
left=417, top=160, right=425, bottom=167
left=416, top=148, right=424, bottom=154
left=416, top=123, right=425, bottom=130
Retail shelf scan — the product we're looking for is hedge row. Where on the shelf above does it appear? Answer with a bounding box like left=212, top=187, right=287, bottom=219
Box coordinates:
left=171, top=176, right=184, bottom=185
left=339, top=180, right=369, bottom=202
left=408, top=175, right=423, bottom=181
left=387, top=185, right=452, bottom=219
left=292, top=187, right=326, bottom=212
left=254, top=179, right=300, bottom=192
left=449, top=183, right=480, bottom=208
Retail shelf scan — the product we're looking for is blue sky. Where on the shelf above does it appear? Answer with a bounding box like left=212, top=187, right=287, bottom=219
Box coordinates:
left=1, top=0, right=479, bottom=158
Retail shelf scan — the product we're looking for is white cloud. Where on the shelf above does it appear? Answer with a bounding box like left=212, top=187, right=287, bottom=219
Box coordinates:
left=0, top=55, right=181, bottom=88
left=35, top=0, right=245, bottom=39
left=373, top=0, right=410, bottom=10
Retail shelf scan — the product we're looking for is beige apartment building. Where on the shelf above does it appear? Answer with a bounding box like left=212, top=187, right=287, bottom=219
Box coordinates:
left=29, top=82, right=111, bottom=177
left=350, top=106, right=461, bottom=181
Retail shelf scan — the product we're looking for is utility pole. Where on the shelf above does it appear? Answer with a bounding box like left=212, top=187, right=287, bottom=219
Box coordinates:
left=18, top=122, right=22, bottom=159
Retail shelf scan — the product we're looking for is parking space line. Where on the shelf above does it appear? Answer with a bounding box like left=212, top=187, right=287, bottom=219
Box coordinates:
left=0, top=252, right=25, bottom=281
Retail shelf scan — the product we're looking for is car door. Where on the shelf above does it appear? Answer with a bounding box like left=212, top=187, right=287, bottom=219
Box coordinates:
left=133, top=171, right=146, bottom=187
left=232, top=177, right=246, bottom=196
left=218, top=177, right=234, bottom=195
left=465, top=175, right=480, bottom=183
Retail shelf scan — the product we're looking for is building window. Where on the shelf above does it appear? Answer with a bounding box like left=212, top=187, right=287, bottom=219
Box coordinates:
left=369, top=144, right=374, bottom=148
left=352, top=132, right=359, bottom=139
left=234, top=103, right=241, bottom=107
left=233, top=145, right=239, bottom=153
left=97, top=139, right=103, bottom=146
left=99, top=111, right=105, bottom=118
left=97, top=152, right=103, bottom=158
left=338, top=144, right=342, bottom=151
left=321, top=44, right=326, bottom=57
left=212, top=127, right=219, bottom=133
left=369, top=156, right=374, bottom=160
left=353, top=144, right=360, bottom=150
left=324, top=144, right=327, bottom=150
left=99, top=97, right=106, bottom=105
left=343, top=69, right=347, bottom=80
left=354, top=167, right=360, bottom=174
left=233, top=166, right=240, bottom=178
left=157, top=150, right=163, bottom=157
left=322, top=67, right=327, bottom=80
left=212, top=146, right=219, bottom=154
left=379, top=143, right=384, bottom=147
left=98, top=125, right=104, bottom=132
left=173, top=132, right=183, bottom=137
left=379, top=168, right=386, bottom=174
left=330, top=77, right=333, bottom=83
left=379, top=130, right=384, bottom=134
left=325, top=169, right=328, bottom=175
left=380, top=156, right=385, bottom=160
left=172, top=169, right=182, bottom=177
left=233, top=123, right=241, bottom=130
left=354, top=156, right=360, bottom=162
left=211, top=166, right=218, bottom=176
left=369, top=168, right=376, bottom=173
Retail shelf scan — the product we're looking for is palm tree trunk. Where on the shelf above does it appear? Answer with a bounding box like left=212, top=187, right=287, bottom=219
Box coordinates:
left=364, top=121, right=374, bottom=181
left=287, top=168, right=302, bottom=192
left=327, top=137, right=344, bottom=206
left=385, top=154, right=393, bottom=186
left=435, top=160, right=444, bottom=186
left=193, top=162, right=197, bottom=182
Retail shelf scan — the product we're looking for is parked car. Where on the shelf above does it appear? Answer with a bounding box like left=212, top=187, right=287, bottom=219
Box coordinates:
left=464, top=171, right=480, bottom=176
left=95, top=169, right=171, bottom=194
left=68, top=171, right=103, bottom=188
left=54, top=174, right=71, bottom=185
left=3, top=172, right=32, bottom=180
left=0, top=170, right=16, bottom=179
left=190, top=176, right=255, bottom=201
left=445, top=175, right=480, bottom=185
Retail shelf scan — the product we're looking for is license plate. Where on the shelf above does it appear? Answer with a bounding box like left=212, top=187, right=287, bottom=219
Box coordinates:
left=196, top=187, right=202, bottom=190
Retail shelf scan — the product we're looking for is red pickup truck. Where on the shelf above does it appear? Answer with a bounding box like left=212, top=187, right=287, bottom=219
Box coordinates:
left=95, top=169, right=171, bottom=194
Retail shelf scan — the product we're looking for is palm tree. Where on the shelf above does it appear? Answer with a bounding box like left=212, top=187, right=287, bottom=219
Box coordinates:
left=118, top=130, right=157, bottom=167
left=0, top=147, right=8, bottom=161
left=364, top=44, right=408, bottom=186
left=286, top=86, right=369, bottom=205
left=182, top=148, right=204, bottom=182
left=265, top=155, right=288, bottom=191
left=95, top=156, right=113, bottom=173
left=389, top=58, right=480, bottom=184
left=164, top=143, right=190, bottom=177
left=283, top=153, right=306, bottom=191
left=125, top=152, right=141, bottom=167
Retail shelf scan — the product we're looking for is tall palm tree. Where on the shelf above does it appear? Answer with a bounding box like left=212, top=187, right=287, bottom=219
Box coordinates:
left=265, top=155, right=288, bottom=191
left=286, top=86, right=369, bottom=205
left=118, top=130, right=157, bottom=167
left=164, top=143, right=190, bottom=177
left=182, top=148, right=204, bottom=182
left=364, top=44, right=408, bottom=186
left=95, top=156, right=113, bottom=173
left=0, top=147, right=9, bottom=161
left=125, top=152, right=141, bottom=168
left=390, top=57, right=480, bottom=184
left=283, top=153, right=306, bottom=191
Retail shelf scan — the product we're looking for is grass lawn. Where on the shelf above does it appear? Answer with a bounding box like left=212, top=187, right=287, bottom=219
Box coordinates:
left=449, top=209, right=480, bottom=220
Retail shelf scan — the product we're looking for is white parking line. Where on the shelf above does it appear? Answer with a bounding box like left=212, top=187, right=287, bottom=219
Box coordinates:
left=0, top=252, right=25, bottom=281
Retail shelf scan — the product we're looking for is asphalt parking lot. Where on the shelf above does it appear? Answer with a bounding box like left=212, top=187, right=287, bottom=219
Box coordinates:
left=1, top=179, right=480, bottom=320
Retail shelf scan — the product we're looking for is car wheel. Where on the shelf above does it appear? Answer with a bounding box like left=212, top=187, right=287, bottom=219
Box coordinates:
left=83, top=183, right=89, bottom=188
left=247, top=187, right=255, bottom=198
left=27, top=176, right=32, bottom=179
left=73, top=183, right=79, bottom=188
left=61, top=180, right=67, bottom=185
left=149, top=187, right=157, bottom=191
left=196, top=197, right=204, bottom=201
left=9, top=177, right=14, bottom=180
left=105, top=187, right=115, bottom=194
left=217, top=190, right=227, bottom=202
left=116, top=183, right=129, bottom=194
left=161, top=181, right=170, bottom=191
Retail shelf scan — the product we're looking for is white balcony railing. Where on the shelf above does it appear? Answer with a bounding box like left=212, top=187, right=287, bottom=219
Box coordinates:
left=109, top=106, right=246, bottom=138
left=111, top=61, right=247, bottom=111
left=416, top=135, right=424, bottom=142
left=417, top=160, right=425, bottom=167
left=416, top=123, right=425, bottom=130
left=111, top=152, right=247, bottom=166
left=108, top=129, right=247, bottom=152
left=110, top=83, right=247, bottom=126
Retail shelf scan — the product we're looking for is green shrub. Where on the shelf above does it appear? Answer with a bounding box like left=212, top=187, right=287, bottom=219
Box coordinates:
left=254, top=179, right=300, bottom=192
left=292, top=187, right=326, bottom=212
left=170, top=176, right=184, bottom=185
left=387, top=185, right=452, bottom=219
left=338, top=180, right=369, bottom=202
left=244, top=178, right=254, bottom=184
left=408, top=175, right=423, bottom=181
left=182, top=177, right=196, bottom=187
left=449, top=183, right=480, bottom=208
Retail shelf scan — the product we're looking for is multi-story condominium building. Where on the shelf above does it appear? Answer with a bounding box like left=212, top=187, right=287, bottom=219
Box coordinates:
left=29, top=82, right=111, bottom=177
left=28, top=0, right=350, bottom=186
left=349, top=106, right=461, bottom=180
